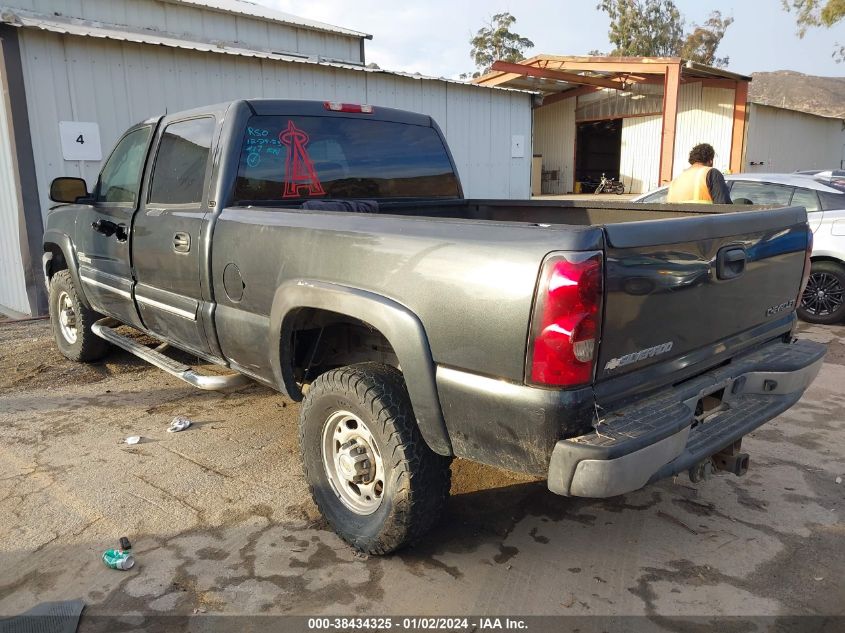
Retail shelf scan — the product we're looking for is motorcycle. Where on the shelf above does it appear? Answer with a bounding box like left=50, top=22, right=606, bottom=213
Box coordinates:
left=594, top=173, right=625, bottom=195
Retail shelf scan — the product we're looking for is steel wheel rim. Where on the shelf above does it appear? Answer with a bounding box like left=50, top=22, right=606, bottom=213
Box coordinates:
left=321, top=410, right=385, bottom=515
left=57, top=291, right=78, bottom=344
left=802, top=272, right=844, bottom=316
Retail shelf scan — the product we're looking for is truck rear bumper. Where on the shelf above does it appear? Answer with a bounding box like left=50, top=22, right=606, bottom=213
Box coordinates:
left=547, top=339, right=826, bottom=498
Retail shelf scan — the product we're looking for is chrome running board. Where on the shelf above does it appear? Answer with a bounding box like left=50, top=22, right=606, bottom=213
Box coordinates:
left=91, top=318, right=250, bottom=391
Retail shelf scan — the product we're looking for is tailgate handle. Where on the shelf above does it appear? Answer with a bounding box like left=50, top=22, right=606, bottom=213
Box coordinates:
left=716, top=247, right=746, bottom=280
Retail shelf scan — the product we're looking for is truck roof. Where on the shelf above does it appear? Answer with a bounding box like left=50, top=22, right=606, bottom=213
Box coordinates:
left=137, top=99, right=435, bottom=129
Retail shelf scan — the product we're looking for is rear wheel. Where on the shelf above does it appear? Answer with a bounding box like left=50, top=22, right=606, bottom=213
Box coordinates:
left=48, top=270, right=111, bottom=362
left=300, top=363, right=452, bottom=554
left=798, top=261, right=845, bottom=324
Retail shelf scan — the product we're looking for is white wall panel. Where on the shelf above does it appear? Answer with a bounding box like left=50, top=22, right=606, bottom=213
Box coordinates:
left=673, top=83, right=734, bottom=177
left=620, top=115, right=661, bottom=194
left=533, top=98, right=576, bottom=193
left=4, top=0, right=363, bottom=63
left=745, top=104, right=845, bottom=173
left=18, top=29, right=532, bottom=224
left=0, top=59, right=30, bottom=314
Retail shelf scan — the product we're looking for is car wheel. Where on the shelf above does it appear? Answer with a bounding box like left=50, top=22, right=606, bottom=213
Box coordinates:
left=48, top=270, right=111, bottom=362
left=798, top=261, right=845, bottom=324
left=300, top=362, right=452, bottom=554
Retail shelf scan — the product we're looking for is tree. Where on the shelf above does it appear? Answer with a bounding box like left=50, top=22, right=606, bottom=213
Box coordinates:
left=783, top=0, right=845, bottom=61
left=465, top=13, right=534, bottom=79
left=597, top=0, right=684, bottom=57
left=680, top=10, right=734, bottom=68
left=595, top=0, right=733, bottom=67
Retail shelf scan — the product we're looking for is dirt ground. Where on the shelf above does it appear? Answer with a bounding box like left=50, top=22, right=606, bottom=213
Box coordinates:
left=0, top=318, right=843, bottom=629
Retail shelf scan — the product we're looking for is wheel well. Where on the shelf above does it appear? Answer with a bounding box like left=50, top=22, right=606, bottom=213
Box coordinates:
left=810, top=256, right=845, bottom=268
left=286, top=308, right=399, bottom=393
left=44, top=243, right=68, bottom=281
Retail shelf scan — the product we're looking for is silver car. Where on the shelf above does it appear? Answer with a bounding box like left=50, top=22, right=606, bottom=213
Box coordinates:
left=634, top=173, right=845, bottom=324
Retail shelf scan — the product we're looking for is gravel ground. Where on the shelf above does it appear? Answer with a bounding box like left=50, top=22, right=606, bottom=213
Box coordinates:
left=0, top=318, right=842, bottom=629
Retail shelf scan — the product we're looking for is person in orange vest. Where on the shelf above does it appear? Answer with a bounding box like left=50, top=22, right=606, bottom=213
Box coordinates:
left=666, top=143, right=732, bottom=204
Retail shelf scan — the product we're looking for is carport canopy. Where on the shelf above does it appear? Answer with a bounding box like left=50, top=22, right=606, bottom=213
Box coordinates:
left=474, top=55, right=752, bottom=184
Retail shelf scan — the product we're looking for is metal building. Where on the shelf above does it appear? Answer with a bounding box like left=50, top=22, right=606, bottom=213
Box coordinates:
left=476, top=55, right=750, bottom=196
left=745, top=103, right=845, bottom=173
left=0, top=0, right=532, bottom=317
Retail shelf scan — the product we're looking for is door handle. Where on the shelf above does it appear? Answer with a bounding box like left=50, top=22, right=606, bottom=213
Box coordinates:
left=716, top=246, right=746, bottom=280
left=92, top=219, right=128, bottom=242
left=173, top=232, right=191, bottom=253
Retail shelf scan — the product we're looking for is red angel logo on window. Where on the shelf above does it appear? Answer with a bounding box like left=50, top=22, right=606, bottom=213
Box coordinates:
left=279, top=120, right=326, bottom=198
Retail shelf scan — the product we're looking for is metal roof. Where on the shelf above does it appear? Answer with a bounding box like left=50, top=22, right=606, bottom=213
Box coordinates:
left=0, top=11, right=530, bottom=94
left=475, top=55, right=751, bottom=96
left=748, top=100, right=845, bottom=121
left=166, top=0, right=372, bottom=39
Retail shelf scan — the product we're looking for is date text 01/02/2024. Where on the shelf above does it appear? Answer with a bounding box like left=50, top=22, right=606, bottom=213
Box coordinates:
left=307, top=617, right=528, bottom=630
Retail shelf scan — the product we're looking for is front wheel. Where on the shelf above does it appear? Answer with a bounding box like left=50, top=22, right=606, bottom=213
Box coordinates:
left=48, top=270, right=111, bottom=362
left=798, top=261, right=845, bottom=324
left=300, top=363, right=452, bottom=554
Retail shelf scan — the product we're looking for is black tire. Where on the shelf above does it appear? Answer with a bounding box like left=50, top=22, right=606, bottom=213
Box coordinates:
left=300, top=362, right=452, bottom=554
left=798, top=261, right=845, bottom=325
left=48, top=270, right=111, bottom=362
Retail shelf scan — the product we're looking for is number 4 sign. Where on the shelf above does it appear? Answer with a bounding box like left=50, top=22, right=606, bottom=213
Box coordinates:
left=59, top=121, right=102, bottom=161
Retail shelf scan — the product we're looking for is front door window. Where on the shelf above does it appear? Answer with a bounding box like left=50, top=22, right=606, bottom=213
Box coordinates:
left=95, top=126, right=152, bottom=205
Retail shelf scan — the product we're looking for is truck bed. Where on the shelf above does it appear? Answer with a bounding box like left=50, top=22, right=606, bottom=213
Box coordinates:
left=376, top=198, right=754, bottom=225
left=249, top=198, right=768, bottom=225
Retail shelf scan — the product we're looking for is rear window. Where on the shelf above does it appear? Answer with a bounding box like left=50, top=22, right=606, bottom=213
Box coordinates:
left=233, top=115, right=460, bottom=203
left=729, top=181, right=793, bottom=206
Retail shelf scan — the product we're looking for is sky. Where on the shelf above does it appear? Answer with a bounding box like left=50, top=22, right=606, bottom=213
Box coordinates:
left=268, top=0, right=844, bottom=79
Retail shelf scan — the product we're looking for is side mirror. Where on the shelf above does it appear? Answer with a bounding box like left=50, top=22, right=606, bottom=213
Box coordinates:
left=50, top=177, right=89, bottom=203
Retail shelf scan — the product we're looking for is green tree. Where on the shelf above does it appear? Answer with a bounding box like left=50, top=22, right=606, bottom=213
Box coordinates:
left=783, top=0, right=845, bottom=61
left=465, top=13, right=534, bottom=78
left=597, top=0, right=684, bottom=57
left=595, top=0, right=733, bottom=67
left=680, top=10, right=734, bottom=67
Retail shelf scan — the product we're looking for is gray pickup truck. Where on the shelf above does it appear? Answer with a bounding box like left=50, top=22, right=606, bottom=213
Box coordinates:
left=43, top=99, right=825, bottom=554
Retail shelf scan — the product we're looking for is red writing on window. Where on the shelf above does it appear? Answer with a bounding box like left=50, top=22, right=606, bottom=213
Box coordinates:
left=279, top=121, right=326, bottom=198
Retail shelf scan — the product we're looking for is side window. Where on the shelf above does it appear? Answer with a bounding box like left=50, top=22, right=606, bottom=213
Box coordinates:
left=790, top=188, right=820, bottom=213
left=729, top=181, right=794, bottom=206
left=148, top=117, right=215, bottom=206
left=95, top=126, right=152, bottom=205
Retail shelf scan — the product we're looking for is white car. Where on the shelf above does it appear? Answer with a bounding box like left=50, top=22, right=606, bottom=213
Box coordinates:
left=634, top=173, right=845, bottom=324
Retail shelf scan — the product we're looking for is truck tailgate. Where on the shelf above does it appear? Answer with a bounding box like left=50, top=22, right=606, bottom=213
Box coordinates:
left=596, top=206, right=810, bottom=382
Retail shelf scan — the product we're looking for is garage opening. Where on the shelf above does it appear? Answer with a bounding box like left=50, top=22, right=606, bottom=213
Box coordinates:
left=575, top=119, right=622, bottom=192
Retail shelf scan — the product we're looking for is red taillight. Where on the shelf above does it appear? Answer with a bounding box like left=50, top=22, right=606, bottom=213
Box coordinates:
left=527, top=252, right=603, bottom=388
left=797, top=227, right=813, bottom=304
left=323, top=101, right=374, bottom=114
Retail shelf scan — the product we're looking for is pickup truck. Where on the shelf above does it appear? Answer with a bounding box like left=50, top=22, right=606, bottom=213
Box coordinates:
left=43, top=99, right=825, bottom=554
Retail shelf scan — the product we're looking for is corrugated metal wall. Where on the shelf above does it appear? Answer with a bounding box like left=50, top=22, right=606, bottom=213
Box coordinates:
left=532, top=98, right=576, bottom=194
left=745, top=104, right=845, bottom=172
left=620, top=115, right=662, bottom=194
left=18, top=29, right=532, bottom=224
left=673, top=84, right=734, bottom=177
left=575, top=85, right=663, bottom=121
left=0, top=58, right=29, bottom=314
left=4, top=0, right=364, bottom=63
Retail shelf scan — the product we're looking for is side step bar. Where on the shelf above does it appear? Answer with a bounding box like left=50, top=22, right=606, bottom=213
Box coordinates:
left=92, top=318, right=250, bottom=391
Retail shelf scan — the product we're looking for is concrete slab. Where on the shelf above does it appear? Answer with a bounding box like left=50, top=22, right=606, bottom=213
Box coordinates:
left=0, top=319, right=842, bottom=624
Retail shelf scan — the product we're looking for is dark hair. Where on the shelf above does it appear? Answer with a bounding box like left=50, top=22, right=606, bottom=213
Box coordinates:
left=689, top=143, right=715, bottom=165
